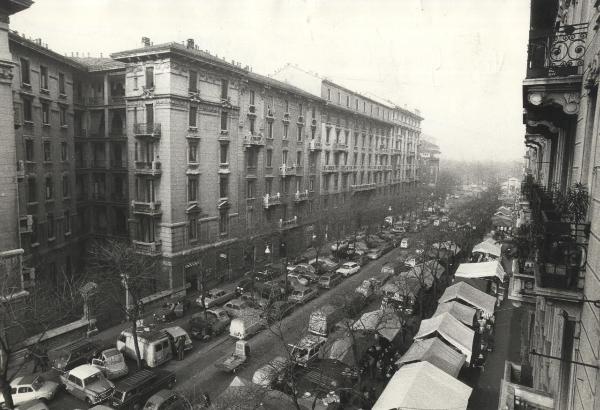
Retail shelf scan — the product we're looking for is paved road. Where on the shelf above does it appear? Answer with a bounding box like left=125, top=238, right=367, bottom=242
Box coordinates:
left=49, top=246, right=408, bottom=409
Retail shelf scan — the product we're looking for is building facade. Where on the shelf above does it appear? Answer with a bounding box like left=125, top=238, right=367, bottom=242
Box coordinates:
left=417, top=136, right=440, bottom=186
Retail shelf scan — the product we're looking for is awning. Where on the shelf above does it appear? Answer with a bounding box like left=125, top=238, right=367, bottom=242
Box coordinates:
left=433, top=301, right=477, bottom=327
left=432, top=241, right=461, bottom=255
left=372, top=361, right=472, bottom=410
left=352, top=310, right=402, bottom=341
left=439, top=282, right=496, bottom=317
left=217, top=376, right=309, bottom=410
left=396, top=337, right=467, bottom=377
left=400, top=261, right=445, bottom=288
left=455, top=260, right=506, bottom=282
left=325, top=333, right=371, bottom=367
left=414, top=312, right=475, bottom=363
left=472, top=238, right=502, bottom=257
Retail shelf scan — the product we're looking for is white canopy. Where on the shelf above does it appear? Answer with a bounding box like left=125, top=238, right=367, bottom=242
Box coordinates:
left=372, top=361, right=472, bottom=410
left=432, top=241, right=461, bottom=255
left=414, top=312, right=475, bottom=363
left=472, top=238, right=502, bottom=257
left=352, top=310, right=402, bottom=341
left=400, top=260, right=445, bottom=288
left=455, top=260, right=506, bottom=282
left=439, top=282, right=496, bottom=318
left=396, top=337, right=467, bottom=377
left=433, top=301, right=477, bottom=327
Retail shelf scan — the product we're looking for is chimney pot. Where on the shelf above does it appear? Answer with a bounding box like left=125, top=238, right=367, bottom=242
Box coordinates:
left=186, top=38, right=194, bottom=49
left=142, top=37, right=151, bottom=47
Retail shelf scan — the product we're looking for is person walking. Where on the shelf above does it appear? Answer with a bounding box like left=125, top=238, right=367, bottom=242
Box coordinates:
left=176, top=336, right=185, bottom=361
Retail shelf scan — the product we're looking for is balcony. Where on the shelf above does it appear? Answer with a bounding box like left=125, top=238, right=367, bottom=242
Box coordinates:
left=87, top=96, right=104, bottom=106
left=131, top=200, right=162, bottom=216
left=134, top=161, right=162, bottom=176
left=132, top=240, right=162, bottom=256
left=243, top=133, right=265, bottom=148
left=110, top=95, right=125, bottom=105
left=309, top=139, right=322, bottom=151
left=218, top=163, right=231, bottom=174
left=351, top=183, right=376, bottom=192
left=332, top=142, right=348, bottom=151
left=263, top=193, right=282, bottom=209
left=526, top=23, right=587, bottom=79
left=134, top=123, right=161, bottom=138
left=340, top=164, right=355, bottom=172
left=293, top=190, right=310, bottom=202
left=322, top=164, right=338, bottom=173
left=16, top=160, right=25, bottom=180
left=278, top=216, right=298, bottom=230
left=279, top=163, right=296, bottom=177
left=247, top=105, right=257, bottom=117
left=90, top=159, right=107, bottom=169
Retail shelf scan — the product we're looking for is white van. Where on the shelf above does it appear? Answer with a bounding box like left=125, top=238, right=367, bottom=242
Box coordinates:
left=400, top=238, right=409, bottom=249
left=116, top=329, right=172, bottom=368
left=163, top=326, right=193, bottom=351
left=229, top=312, right=265, bottom=340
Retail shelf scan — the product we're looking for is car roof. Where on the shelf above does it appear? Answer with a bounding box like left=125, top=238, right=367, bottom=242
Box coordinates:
left=102, top=348, right=121, bottom=358
left=146, top=389, right=178, bottom=403
left=114, top=369, right=160, bottom=390
left=69, top=364, right=102, bottom=379
left=207, top=307, right=226, bottom=314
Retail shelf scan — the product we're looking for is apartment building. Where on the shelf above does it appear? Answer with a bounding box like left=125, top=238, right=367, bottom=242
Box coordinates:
left=417, top=137, right=440, bottom=186
left=499, top=0, right=600, bottom=409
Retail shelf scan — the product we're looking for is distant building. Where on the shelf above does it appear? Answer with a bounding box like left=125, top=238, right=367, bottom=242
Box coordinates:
left=418, top=137, right=440, bottom=186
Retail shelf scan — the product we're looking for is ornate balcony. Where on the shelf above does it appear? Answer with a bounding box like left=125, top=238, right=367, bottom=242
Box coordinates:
left=309, top=139, right=322, bottom=151
left=351, top=183, right=376, bottom=192
left=243, top=133, right=265, bottom=148
left=263, top=193, right=282, bottom=209
left=134, top=123, right=161, bottom=138
left=332, top=142, right=348, bottom=151
left=279, top=163, right=296, bottom=177
left=279, top=216, right=298, bottom=230
left=134, top=160, right=162, bottom=176
left=132, top=240, right=162, bottom=256
left=293, top=190, right=310, bottom=202
left=340, top=165, right=355, bottom=172
left=131, top=200, right=162, bottom=216
left=322, top=164, right=338, bottom=173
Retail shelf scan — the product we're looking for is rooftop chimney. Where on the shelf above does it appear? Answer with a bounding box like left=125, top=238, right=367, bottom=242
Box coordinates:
left=34, top=38, right=42, bottom=45
left=186, top=38, right=195, bottom=49
left=142, top=37, right=151, bottom=47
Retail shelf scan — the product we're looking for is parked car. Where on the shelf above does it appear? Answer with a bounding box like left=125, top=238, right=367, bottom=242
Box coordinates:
left=48, top=339, right=102, bottom=372
left=309, top=258, right=339, bottom=274
left=330, top=241, right=349, bottom=252
left=60, top=364, right=114, bottom=406
left=288, top=286, right=319, bottom=304
left=153, top=299, right=189, bottom=323
left=252, top=356, right=291, bottom=387
left=0, top=376, right=60, bottom=407
left=366, top=248, right=384, bottom=260
left=263, top=300, right=295, bottom=323
left=400, top=238, right=410, bottom=249
left=197, top=288, right=236, bottom=308
left=336, top=262, right=360, bottom=277
left=236, top=278, right=254, bottom=295
left=109, top=369, right=176, bottom=409
left=143, top=389, right=191, bottom=410
left=223, top=298, right=257, bottom=318
left=91, top=348, right=128, bottom=380
left=189, top=311, right=229, bottom=341
left=318, top=272, right=343, bottom=289
left=287, top=271, right=309, bottom=286
left=255, top=263, right=284, bottom=282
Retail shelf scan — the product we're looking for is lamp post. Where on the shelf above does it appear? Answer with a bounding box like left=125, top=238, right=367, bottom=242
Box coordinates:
left=312, top=233, right=319, bottom=265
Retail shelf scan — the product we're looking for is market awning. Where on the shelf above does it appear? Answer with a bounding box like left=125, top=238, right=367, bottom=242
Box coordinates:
left=432, top=241, right=461, bottom=255
left=455, top=260, right=506, bottom=282
left=439, top=282, right=496, bottom=317
left=400, top=260, right=445, bottom=288
left=472, top=238, right=502, bottom=257
left=217, top=376, right=308, bottom=409
left=414, top=312, right=475, bottom=363
left=372, top=361, right=472, bottom=410
left=352, top=310, right=402, bottom=341
left=433, top=301, right=477, bottom=327
left=396, top=337, right=467, bottom=377
left=324, top=333, right=371, bottom=367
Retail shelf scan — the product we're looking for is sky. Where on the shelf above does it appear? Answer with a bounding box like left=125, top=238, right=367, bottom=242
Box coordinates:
left=10, top=0, right=530, bottom=161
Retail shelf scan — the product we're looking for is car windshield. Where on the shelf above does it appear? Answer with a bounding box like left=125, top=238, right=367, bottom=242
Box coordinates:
left=105, top=352, right=123, bottom=365
left=83, top=372, right=102, bottom=386
left=31, top=376, right=43, bottom=391
left=112, top=389, right=126, bottom=402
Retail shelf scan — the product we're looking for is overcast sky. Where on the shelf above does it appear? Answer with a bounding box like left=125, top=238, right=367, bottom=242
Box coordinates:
left=11, top=0, right=530, bottom=161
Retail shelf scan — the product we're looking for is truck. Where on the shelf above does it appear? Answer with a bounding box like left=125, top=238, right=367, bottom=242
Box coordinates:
left=308, top=304, right=345, bottom=337
left=289, top=335, right=327, bottom=367
left=60, top=364, right=114, bottom=406
left=116, top=329, right=172, bottom=368
left=229, top=312, right=265, bottom=340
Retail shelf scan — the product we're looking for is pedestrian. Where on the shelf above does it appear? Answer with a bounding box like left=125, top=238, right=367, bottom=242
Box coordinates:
left=31, top=348, right=41, bottom=373
left=202, top=392, right=211, bottom=407
left=176, top=336, right=185, bottom=361
left=40, top=347, right=49, bottom=372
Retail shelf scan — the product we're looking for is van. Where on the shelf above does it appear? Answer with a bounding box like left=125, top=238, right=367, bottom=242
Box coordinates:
left=289, top=335, right=327, bottom=367
left=318, top=272, right=342, bottom=289
left=109, top=369, right=176, bottom=409
left=162, top=327, right=193, bottom=352
left=48, top=339, right=101, bottom=371
left=381, top=261, right=406, bottom=276
left=116, top=330, right=172, bottom=368
left=400, top=238, right=409, bottom=249
left=229, top=312, right=265, bottom=340
left=251, top=356, right=290, bottom=387
left=308, top=304, right=344, bottom=337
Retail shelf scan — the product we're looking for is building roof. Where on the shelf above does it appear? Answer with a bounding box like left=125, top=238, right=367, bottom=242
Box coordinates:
left=372, top=361, right=472, bottom=410
left=455, top=260, right=506, bottom=282
left=419, top=138, right=441, bottom=154
left=70, top=57, right=126, bottom=72
left=396, top=337, right=467, bottom=377
left=9, top=31, right=88, bottom=71
left=414, top=312, right=475, bottom=363
left=439, top=282, right=497, bottom=317
left=433, top=301, right=477, bottom=327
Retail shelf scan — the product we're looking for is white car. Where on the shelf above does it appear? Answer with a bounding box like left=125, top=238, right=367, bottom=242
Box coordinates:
left=0, top=376, right=60, bottom=407
left=336, top=262, right=360, bottom=277
left=288, top=286, right=319, bottom=304
left=223, top=298, right=256, bottom=317
left=197, top=288, right=236, bottom=308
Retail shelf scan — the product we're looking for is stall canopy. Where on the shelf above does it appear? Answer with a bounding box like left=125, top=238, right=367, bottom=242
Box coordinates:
left=472, top=238, right=502, bottom=257
left=396, top=337, right=467, bottom=377
left=455, top=260, right=506, bottom=282
left=414, top=312, right=475, bottom=363
left=432, top=241, right=461, bottom=255
left=324, top=333, right=371, bottom=367
left=372, top=361, right=472, bottom=410
left=439, top=282, right=496, bottom=318
left=400, top=260, right=445, bottom=288
left=352, top=310, right=402, bottom=341
left=216, top=376, right=308, bottom=410
left=433, top=301, right=477, bottom=327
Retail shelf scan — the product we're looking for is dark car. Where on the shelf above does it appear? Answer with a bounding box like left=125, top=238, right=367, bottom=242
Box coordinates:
left=255, top=263, right=284, bottom=282
left=153, top=299, right=190, bottom=323
left=236, top=277, right=254, bottom=294
left=110, top=369, right=176, bottom=409
left=263, top=300, right=295, bottom=323
left=48, top=339, right=102, bottom=372
left=143, top=389, right=191, bottom=410
left=188, top=312, right=229, bottom=341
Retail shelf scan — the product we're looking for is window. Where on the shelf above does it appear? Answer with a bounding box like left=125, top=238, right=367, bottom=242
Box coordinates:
left=250, top=117, right=255, bottom=135
left=363, top=101, right=366, bottom=112
left=355, top=99, right=359, bottom=110
left=40, top=65, right=49, bottom=91
left=221, top=111, right=228, bottom=130
left=283, top=124, right=288, bottom=139
left=20, top=58, right=30, bottom=85
left=42, top=103, right=50, bottom=125
left=62, top=175, right=69, bottom=197
left=327, top=88, right=331, bottom=101
left=186, top=176, right=198, bottom=202
left=59, top=72, right=66, bottom=95
left=247, top=180, right=255, bottom=198
left=219, top=210, right=228, bottom=234
left=188, top=216, right=197, bottom=240
left=296, top=151, right=302, bottom=166
left=267, top=122, right=273, bottom=139
left=47, top=213, right=54, bottom=239
left=145, top=66, right=154, bottom=89
left=60, top=106, right=67, bottom=126
left=299, top=103, right=303, bottom=115
left=220, top=175, right=228, bottom=198
left=249, top=90, right=255, bottom=105
left=325, top=127, right=330, bottom=144
left=43, top=141, right=51, bottom=162
left=220, top=143, right=228, bottom=164
left=265, top=178, right=272, bottom=195
left=188, top=141, right=198, bottom=163
left=346, top=95, right=350, bottom=107
left=25, top=139, right=34, bottom=161
left=282, top=178, right=289, bottom=194
left=337, top=92, right=340, bottom=104
left=266, top=149, right=273, bottom=167
left=297, top=126, right=302, bottom=141
left=309, top=176, right=315, bottom=191
left=282, top=151, right=288, bottom=165
left=189, top=70, right=198, bottom=92
left=189, top=106, right=197, bottom=127
left=27, top=178, right=36, bottom=203
left=64, top=210, right=71, bottom=235
left=221, top=79, right=229, bottom=100
left=23, top=99, right=32, bottom=122
left=325, top=152, right=330, bottom=165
